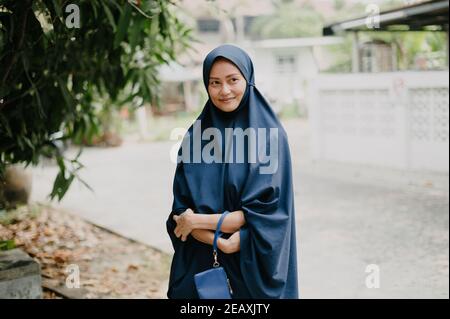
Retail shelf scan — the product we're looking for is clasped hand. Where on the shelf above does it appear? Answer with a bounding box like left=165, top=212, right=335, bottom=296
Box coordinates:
left=173, top=208, right=241, bottom=254
left=173, top=208, right=195, bottom=242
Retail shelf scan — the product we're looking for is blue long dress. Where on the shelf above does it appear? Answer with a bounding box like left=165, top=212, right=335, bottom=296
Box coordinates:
left=166, top=44, right=299, bottom=299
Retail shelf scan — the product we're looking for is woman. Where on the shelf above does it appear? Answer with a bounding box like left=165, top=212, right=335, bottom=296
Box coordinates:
left=166, top=44, right=298, bottom=299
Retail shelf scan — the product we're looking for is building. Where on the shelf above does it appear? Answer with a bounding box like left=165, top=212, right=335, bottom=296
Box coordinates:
left=309, top=0, right=449, bottom=173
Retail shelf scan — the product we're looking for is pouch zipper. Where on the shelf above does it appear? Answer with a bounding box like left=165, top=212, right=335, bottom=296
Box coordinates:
left=227, top=278, right=233, bottom=295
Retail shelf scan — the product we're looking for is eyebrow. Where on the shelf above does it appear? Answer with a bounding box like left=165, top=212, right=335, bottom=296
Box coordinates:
left=209, top=73, right=241, bottom=80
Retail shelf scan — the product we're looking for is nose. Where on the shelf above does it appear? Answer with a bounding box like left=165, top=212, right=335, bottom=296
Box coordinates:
left=220, top=83, right=231, bottom=95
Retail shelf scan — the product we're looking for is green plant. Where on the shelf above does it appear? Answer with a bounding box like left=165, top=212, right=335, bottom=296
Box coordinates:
left=249, top=0, right=324, bottom=39
left=0, top=203, right=40, bottom=225
left=0, top=0, right=193, bottom=201
left=0, top=239, right=15, bottom=251
left=278, top=101, right=300, bottom=119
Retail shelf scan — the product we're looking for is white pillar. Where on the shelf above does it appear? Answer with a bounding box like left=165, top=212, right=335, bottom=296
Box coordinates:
left=235, top=14, right=245, bottom=44
left=352, top=32, right=360, bottom=73
left=183, top=81, right=193, bottom=111
left=136, top=106, right=149, bottom=139
left=392, top=42, right=398, bottom=71
left=446, top=28, right=449, bottom=69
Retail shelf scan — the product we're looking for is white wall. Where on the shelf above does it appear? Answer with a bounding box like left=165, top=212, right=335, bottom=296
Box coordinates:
left=249, top=46, right=319, bottom=109
left=308, top=71, right=449, bottom=173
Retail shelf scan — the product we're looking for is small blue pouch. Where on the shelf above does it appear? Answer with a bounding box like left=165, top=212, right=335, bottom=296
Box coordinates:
left=194, top=211, right=233, bottom=299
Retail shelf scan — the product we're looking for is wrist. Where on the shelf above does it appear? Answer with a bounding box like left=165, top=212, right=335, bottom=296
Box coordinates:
left=190, top=213, right=200, bottom=230
left=217, top=237, right=228, bottom=253
left=192, top=213, right=215, bottom=230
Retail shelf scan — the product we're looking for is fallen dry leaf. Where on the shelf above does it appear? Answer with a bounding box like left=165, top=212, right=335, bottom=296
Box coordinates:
left=127, top=264, right=139, bottom=271
left=53, top=250, right=73, bottom=263
left=1, top=203, right=170, bottom=299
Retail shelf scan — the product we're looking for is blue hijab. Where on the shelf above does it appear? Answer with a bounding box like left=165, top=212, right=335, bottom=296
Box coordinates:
left=166, top=44, right=299, bottom=299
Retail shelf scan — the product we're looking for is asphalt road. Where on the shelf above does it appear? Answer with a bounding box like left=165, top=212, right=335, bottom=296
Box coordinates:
left=31, top=118, right=449, bottom=298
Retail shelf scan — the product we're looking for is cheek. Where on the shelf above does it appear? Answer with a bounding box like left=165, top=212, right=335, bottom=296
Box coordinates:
left=208, top=89, right=218, bottom=101
left=235, top=83, right=246, bottom=98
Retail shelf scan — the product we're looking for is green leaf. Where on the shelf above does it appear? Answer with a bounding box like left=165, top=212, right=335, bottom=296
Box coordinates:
left=114, top=4, right=132, bottom=49
left=91, top=2, right=98, bottom=19
left=101, top=2, right=116, bottom=32
left=52, top=0, right=63, bottom=17
left=0, top=112, right=12, bottom=137
left=23, top=137, right=35, bottom=151
left=56, top=76, right=74, bottom=108
left=49, top=157, right=74, bottom=201
left=0, top=240, right=16, bottom=251
left=129, top=18, right=141, bottom=51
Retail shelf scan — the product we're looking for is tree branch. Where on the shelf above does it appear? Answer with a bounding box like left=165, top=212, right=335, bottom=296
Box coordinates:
left=1, top=0, right=33, bottom=86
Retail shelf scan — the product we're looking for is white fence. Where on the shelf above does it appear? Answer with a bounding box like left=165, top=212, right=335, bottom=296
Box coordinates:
left=308, top=71, right=449, bottom=173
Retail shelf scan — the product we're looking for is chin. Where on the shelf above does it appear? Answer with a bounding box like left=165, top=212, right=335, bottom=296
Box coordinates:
left=217, top=102, right=239, bottom=112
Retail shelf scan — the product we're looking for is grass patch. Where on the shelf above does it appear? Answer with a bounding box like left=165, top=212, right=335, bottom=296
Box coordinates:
left=0, top=203, right=42, bottom=226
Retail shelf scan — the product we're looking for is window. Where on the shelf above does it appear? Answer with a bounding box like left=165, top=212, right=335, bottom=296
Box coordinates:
left=275, top=54, right=297, bottom=73
left=197, top=18, right=220, bottom=33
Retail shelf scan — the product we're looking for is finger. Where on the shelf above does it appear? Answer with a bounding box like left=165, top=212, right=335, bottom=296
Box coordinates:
left=173, top=215, right=179, bottom=221
left=181, top=230, right=190, bottom=239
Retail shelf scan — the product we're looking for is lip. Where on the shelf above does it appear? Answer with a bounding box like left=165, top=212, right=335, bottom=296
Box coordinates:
left=219, top=97, right=235, bottom=102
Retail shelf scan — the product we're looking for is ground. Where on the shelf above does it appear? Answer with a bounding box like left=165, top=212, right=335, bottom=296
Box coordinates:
left=0, top=204, right=170, bottom=299
left=24, top=117, right=450, bottom=298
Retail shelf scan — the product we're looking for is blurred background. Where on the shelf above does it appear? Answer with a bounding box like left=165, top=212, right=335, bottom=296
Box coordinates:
left=0, top=0, right=448, bottom=299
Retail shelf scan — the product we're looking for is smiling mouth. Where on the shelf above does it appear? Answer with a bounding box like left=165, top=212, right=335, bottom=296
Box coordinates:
left=219, top=97, right=235, bottom=102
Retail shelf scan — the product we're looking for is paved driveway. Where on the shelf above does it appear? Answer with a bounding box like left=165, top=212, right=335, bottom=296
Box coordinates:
left=31, top=118, right=449, bottom=298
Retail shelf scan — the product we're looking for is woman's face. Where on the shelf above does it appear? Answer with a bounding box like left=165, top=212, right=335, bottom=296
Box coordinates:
left=208, top=58, right=247, bottom=112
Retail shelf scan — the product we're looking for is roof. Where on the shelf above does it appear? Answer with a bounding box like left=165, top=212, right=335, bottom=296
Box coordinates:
left=158, top=62, right=202, bottom=82
left=249, top=37, right=344, bottom=49
left=323, top=0, right=449, bottom=35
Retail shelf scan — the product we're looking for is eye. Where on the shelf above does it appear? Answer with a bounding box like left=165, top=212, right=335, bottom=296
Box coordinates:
left=209, top=80, right=220, bottom=86
left=230, top=78, right=239, bottom=83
